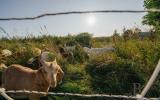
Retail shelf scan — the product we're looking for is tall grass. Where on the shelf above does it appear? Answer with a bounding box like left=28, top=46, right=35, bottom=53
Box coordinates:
left=1, top=31, right=160, bottom=99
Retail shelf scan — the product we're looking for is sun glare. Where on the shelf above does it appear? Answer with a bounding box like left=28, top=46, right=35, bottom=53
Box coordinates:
left=87, top=15, right=96, bottom=26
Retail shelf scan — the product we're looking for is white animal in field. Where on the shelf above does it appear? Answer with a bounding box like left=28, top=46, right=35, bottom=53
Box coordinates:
left=65, top=46, right=76, bottom=51
left=83, top=47, right=114, bottom=55
left=1, top=49, right=12, bottom=57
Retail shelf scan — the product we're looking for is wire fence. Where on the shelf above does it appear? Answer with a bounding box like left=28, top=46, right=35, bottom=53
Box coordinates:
left=0, top=9, right=160, bottom=21
left=0, top=88, right=159, bottom=100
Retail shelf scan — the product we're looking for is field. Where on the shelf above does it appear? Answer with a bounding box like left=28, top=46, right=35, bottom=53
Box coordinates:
left=1, top=32, right=160, bottom=100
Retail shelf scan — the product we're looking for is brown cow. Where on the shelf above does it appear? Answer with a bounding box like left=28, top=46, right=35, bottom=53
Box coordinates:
left=2, top=59, right=64, bottom=100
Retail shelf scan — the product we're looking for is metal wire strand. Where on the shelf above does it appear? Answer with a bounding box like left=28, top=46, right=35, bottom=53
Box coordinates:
left=0, top=9, right=160, bottom=21
left=0, top=88, right=157, bottom=100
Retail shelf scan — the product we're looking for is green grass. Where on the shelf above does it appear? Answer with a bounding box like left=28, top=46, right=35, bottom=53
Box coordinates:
left=1, top=33, right=160, bottom=99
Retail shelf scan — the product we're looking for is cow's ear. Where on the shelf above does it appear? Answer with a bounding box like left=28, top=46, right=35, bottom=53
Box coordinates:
left=53, top=58, right=57, bottom=64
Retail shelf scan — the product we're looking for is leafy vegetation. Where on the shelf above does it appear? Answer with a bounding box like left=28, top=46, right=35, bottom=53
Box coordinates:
left=143, top=0, right=160, bottom=24
left=143, top=0, right=160, bottom=32
left=1, top=29, right=160, bottom=100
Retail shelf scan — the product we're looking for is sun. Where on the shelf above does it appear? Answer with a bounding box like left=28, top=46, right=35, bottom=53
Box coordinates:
left=87, top=15, right=96, bottom=26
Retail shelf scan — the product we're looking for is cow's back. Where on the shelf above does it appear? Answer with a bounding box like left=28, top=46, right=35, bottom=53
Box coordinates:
left=2, top=64, right=37, bottom=90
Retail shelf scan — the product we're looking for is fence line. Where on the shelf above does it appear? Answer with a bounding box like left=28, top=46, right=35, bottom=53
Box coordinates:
left=6, top=90, right=137, bottom=99
left=0, top=9, right=160, bottom=21
left=0, top=88, right=159, bottom=100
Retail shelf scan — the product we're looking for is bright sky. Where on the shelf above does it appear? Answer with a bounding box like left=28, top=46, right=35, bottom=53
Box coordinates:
left=0, top=0, right=147, bottom=37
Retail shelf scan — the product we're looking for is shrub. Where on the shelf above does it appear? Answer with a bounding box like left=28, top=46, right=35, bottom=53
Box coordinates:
left=86, top=58, right=144, bottom=95
left=72, top=44, right=89, bottom=63
left=75, top=33, right=92, bottom=47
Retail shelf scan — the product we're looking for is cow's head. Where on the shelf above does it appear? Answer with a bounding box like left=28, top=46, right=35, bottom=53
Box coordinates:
left=41, top=59, right=64, bottom=88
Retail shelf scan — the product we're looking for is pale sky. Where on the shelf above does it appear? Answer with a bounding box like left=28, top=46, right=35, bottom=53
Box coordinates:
left=0, top=0, right=147, bottom=37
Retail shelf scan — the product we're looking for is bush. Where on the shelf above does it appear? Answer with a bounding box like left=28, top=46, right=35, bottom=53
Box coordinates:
left=75, top=33, right=92, bottom=47
left=72, top=44, right=89, bottom=63
left=86, top=57, right=144, bottom=95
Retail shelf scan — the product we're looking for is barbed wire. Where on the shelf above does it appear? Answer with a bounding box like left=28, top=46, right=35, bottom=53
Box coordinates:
left=0, top=9, right=160, bottom=21
left=6, top=90, right=137, bottom=99
left=0, top=88, right=159, bottom=100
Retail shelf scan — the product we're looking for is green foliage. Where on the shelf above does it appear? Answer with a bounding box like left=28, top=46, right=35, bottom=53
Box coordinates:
left=114, top=39, right=160, bottom=97
left=52, top=63, right=92, bottom=100
left=86, top=59, right=144, bottom=95
left=91, top=37, right=112, bottom=48
left=75, top=32, right=92, bottom=47
left=122, top=29, right=139, bottom=41
left=143, top=0, right=160, bottom=31
left=115, top=39, right=160, bottom=74
left=1, top=33, right=160, bottom=99
left=86, top=38, right=160, bottom=97
left=72, top=44, right=89, bottom=63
